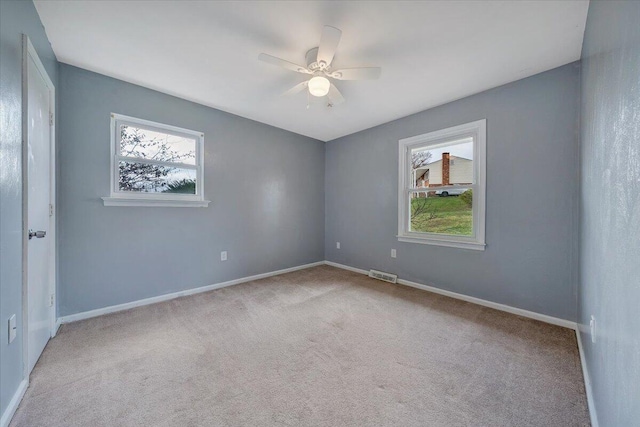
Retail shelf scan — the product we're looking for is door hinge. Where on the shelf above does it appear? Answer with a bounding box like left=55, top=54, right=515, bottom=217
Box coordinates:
left=49, top=204, right=54, bottom=217
left=49, top=112, right=54, bottom=126
left=49, top=294, right=54, bottom=307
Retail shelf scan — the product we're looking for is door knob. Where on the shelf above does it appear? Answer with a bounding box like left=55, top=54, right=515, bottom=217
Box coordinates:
left=28, top=229, right=46, bottom=239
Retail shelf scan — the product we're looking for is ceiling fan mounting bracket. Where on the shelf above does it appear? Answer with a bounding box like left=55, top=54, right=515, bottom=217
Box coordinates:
left=305, top=47, right=331, bottom=73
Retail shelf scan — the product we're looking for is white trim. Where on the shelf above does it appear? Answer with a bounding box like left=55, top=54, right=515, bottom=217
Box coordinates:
left=324, top=261, right=576, bottom=329
left=102, top=196, right=210, bottom=207
left=58, top=261, right=325, bottom=324
left=396, top=277, right=575, bottom=329
left=112, top=113, right=203, bottom=138
left=52, top=317, right=62, bottom=338
left=21, top=33, right=29, bottom=388
left=115, top=155, right=198, bottom=170
left=397, top=235, right=486, bottom=250
left=107, top=113, right=206, bottom=205
left=324, top=260, right=369, bottom=275
left=24, top=37, right=54, bottom=89
left=8, top=260, right=594, bottom=427
left=21, top=35, right=57, bottom=383
left=398, top=119, right=486, bottom=250
left=0, top=379, right=28, bottom=427
left=576, top=329, right=599, bottom=427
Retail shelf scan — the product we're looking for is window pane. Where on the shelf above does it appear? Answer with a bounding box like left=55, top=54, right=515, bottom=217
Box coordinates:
left=120, top=124, right=196, bottom=165
left=118, top=161, right=196, bottom=194
left=410, top=137, right=473, bottom=189
left=409, top=188, right=473, bottom=236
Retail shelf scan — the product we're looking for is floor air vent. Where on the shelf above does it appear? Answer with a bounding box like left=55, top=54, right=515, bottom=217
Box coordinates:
left=368, top=269, right=398, bottom=284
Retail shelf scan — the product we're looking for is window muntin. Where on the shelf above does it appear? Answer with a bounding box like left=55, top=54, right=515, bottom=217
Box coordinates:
left=398, top=120, right=486, bottom=250
left=107, top=113, right=206, bottom=205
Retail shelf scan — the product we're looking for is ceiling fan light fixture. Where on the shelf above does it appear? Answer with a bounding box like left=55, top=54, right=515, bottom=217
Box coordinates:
left=308, top=76, right=330, bottom=97
left=259, top=25, right=381, bottom=106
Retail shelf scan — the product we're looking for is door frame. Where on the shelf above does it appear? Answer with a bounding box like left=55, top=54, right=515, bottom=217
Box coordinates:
left=21, top=35, right=57, bottom=380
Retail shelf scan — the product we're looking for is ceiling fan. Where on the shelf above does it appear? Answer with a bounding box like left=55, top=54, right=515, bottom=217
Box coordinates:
left=258, top=25, right=381, bottom=106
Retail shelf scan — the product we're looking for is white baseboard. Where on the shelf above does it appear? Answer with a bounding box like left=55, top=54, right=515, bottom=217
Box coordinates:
left=0, top=379, right=28, bottom=427
left=22, top=259, right=595, bottom=427
left=324, top=261, right=369, bottom=275
left=58, top=259, right=575, bottom=329
left=576, top=328, right=599, bottom=427
left=324, top=260, right=577, bottom=330
left=52, top=317, right=62, bottom=337
left=58, top=261, right=325, bottom=324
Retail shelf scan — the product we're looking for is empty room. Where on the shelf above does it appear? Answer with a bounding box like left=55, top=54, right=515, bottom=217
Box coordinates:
left=1, top=0, right=638, bottom=426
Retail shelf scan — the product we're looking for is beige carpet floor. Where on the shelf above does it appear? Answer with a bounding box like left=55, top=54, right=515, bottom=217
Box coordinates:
left=11, top=266, right=590, bottom=426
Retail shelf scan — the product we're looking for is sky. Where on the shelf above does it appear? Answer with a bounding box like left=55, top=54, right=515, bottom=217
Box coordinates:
left=119, top=125, right=198, bottom=192
left=120, top=125, right=196, bottom=165
left=412, top=138, right=473, bottom=164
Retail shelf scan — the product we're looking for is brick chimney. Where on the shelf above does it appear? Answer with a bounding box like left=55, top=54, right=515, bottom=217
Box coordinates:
left=442, top=152, right=450, bottom=185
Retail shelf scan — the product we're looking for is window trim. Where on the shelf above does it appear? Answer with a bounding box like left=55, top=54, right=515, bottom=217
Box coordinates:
left=102, top=113, right=210, bottom=207
left=397, top=119, right=486, bottom=250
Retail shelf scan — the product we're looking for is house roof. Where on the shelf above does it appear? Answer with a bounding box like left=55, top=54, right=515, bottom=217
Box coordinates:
left=414, top=155, right=472, bottom=172
left=427, top=155, right=472, bottom=165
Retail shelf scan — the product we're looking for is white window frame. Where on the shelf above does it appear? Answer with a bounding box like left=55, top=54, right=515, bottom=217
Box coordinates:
left=398, top=119, right=486, bottom=250
left=102, top=113, right=209, bottom=207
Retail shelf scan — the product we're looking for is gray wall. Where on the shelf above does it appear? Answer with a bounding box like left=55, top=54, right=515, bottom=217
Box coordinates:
left=325, top=63, right=581, bottom=321
left=10, top=3, right=638, bottom=425
left=57, top=64, right=325, bottom=316
left=579, top=1, right=640, bottom=426
left=0, top=0, right=58, bottom=417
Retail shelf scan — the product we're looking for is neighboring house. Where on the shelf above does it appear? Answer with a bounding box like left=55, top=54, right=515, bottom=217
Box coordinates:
left=414, top=153, right=472, bottom=189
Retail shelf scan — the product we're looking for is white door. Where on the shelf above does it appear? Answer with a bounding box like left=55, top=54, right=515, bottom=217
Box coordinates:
left=26, top=47, right=54, bottom=374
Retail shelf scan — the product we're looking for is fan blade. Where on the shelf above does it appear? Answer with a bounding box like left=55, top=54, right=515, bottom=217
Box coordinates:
left=282, top=81, right=309, bottom=96
left=330, top=67, right=381, bottom=80
left=258, top=53, right=311, bottom=74
left=327, top=83, right=345, bottom=105
left=317, top=26, right=342, bottom=66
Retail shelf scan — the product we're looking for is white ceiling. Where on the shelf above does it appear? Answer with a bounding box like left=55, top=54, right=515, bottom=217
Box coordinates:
left=34, top=1, right=588, bottom=141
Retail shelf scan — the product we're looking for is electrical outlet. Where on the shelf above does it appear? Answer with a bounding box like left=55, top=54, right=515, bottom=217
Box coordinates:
left=336, top=242, right=340, bottom=249
left=590, top=315, right=596, bottom=343
left=391, top=249, right=397, bottom=258
left=221, top=251, right=227, bottom=261
left=8, top=314, right=17, bottom=344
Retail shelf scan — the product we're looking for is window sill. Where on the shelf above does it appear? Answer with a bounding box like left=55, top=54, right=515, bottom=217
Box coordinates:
left=102, top=197, right=210, bottom=208
left=397, top=235, right=485, bottom=251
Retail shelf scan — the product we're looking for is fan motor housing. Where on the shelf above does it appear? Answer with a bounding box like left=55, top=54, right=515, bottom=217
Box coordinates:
left=305, top=47, right=323, bottom=71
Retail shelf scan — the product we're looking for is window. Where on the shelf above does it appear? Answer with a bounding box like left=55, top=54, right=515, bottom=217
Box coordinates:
left=102, top=113, right=209, bottom=207
left=398, top=119, right=486, bottom=250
